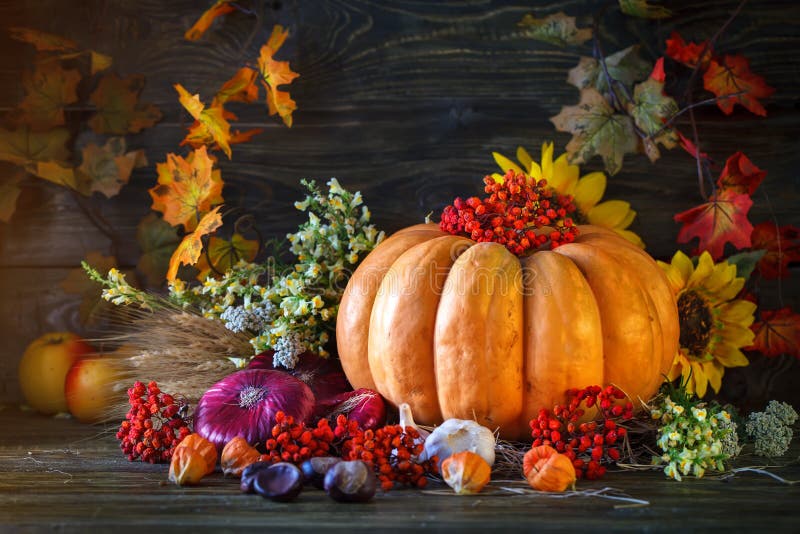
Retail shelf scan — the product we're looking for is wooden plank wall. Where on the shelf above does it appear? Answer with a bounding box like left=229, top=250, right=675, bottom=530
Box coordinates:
left=0, top=0, right=798, bottom=409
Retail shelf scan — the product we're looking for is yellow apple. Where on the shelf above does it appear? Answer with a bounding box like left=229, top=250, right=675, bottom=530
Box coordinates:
left=65, top=356, right=123, bottom=423
left=18, top=332, right=94, bottom=414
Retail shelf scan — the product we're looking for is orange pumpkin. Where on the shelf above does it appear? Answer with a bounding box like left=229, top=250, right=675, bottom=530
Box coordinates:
left=337, top=223, right=678, bottom=439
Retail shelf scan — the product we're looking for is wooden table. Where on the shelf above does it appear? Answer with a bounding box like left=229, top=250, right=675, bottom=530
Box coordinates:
left=2, top=406, right=798, bottom=532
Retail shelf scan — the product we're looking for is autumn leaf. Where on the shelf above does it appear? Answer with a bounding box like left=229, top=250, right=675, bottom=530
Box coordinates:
left=214, top=67, right=260, bottom=105
left=175, top=83, right=233, bottom=159
left=61, top=251, right=121, bottom=325
left=89, top=51, right=113, bottom=74
left=618, top=0, right=671, bottom=19
left=0, top=165, right=25, bottom=223
left=149, top=146, right=223, bottom=231
left=136, top=213, right=181, bottom=287
left=517, top=12, right=592, bottom=47
left=748, top=307, right=800, bottom=359
left=33, top=161, right=92, bottom=194
left=716, top=151, right=766, bottom=195
left=185, top=0, right=236, bottom=41
left=195, top=233, right=259, bottom=280
left=725, top=250, right=766, bottom=281
left=17, top=63, right=81, bottom=130
left=550, top=88, right=638, bottom=176
left=677, top=131, right=709, bottom=163
left=9, top=27, right=77, bottom=51
left=79, top=137, right=147, bottom=198
left=167, top=206, right=223, bottom=282
left=665, top=31, right=712, bottom=69
left=567, top=45, right=652, bottom=95
left=751, top=222, right=800, bottom=280
left=703, top=54, right=775, bottom=117
left=89, top=73, right=162, bottom=134
left=257, top=25, right=299, bottom=127
left=674, top=189, right=753, bottom=259
left=181, top=120, right=263, bottom=152
left=0, top=126, right=70, bottom=167
left=629, top=58, right=678, bottom=162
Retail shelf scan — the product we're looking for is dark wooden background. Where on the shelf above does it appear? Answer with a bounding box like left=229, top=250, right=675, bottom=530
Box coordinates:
left=0, top=0, right=798, bottom=410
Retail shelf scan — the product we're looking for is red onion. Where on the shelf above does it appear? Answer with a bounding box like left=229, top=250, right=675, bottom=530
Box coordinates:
left=194, top=369, right=314, bottom=450
left=248, top=350, right=349, bottom=401
left=314, top=388, right=386, bottom=430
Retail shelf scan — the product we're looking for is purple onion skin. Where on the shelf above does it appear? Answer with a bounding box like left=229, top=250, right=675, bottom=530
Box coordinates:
left=194, top=369, right=315, bottom=450
left=315, top=388, right=386, bottom=430
left=248, top=351, right=349, bottom=401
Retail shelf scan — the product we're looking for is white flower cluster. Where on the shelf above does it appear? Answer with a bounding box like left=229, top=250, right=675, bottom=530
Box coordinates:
left=745, top=400, right=797, bottom=458
left=651, top=396, right=736, bottom=481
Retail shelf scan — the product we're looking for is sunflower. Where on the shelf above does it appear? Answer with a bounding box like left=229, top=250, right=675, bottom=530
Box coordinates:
left=492, top=142, right=645, bottom=248
left=658, top=250, right=757, bottom=398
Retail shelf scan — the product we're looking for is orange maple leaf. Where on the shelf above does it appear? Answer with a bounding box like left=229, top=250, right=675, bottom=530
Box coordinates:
left=149, top=147, right=223, bottom=231
left=703, top=54, right=775, bottom=117
left=674, top=189, right=753, bottom=260
left=751, top=222, right=800, bottom=280
left=716, top=151, right=766, bottom=195
left=747, top=307, right=800, bottom=359
left=214, top=67, right=260, bottom=106
left=665, top=31, right=712, bottom=69
left=18, top=62, right=81, bottom=130
left=257, top=25, right=299, bottom=127
left=167, top=206, right=223, bottom=281
left=185, top=0, right=236, bottom=41
left=175, top=84, right=233, bottom=159
left=9, top=27, right=78, bottom=51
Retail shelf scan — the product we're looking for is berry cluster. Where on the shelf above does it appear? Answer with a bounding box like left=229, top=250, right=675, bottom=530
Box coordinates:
left=117, top=381, right=191, bottom=463
left=440, top=170, right=578, bottom=255
left=529, top=385, right=633, bottom=480
left=335, top=416, right=438, bottom=491
left=263, top=411, right=336, bottom=464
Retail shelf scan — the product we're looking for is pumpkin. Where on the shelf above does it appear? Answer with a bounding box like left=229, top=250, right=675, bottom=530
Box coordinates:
left=336, top=223, right=678, bottom=439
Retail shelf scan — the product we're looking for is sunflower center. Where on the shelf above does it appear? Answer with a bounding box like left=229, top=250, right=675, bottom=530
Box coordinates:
left=677, top=290, right=713, bottom=359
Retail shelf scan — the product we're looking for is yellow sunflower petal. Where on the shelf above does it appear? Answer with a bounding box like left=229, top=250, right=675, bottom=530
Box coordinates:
left=687, top=252, right=714, bottom=288
left=493, top=152, right=523, bottom=175
left=702, top=361, right=724, bottom=394
left=712, top=343, right=749, bottom=368
left=541, top=142, right=554, bottom=180
left=516, top=146, right=533, bottom=173
left=718, top=299, right=757, bottom=325
left=573, top=171, right=606, bottom=214
left=690, top=360, right=709, bottom=398
left=719, top=322, right=756, bottom=348
left=703, top=262, right=738, bottom=295
left=618, top=207, right=637, bottom=230
left=615, top=229, right=646, bottom=249
left=550, top=153, right=579, bottom=194
left=671, top=251, right=694, bottom=288
left=587, top=200, right=632, bottom=229
left=715, top=276, right=745, bottom=302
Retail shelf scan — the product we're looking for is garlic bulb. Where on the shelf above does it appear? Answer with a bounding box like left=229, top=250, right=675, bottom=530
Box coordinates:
left=398, top=403, right=431, bottom=440
left=421, top=418, right=495, bottom=469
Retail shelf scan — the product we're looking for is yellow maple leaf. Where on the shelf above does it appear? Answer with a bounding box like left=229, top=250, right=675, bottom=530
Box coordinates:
left=175, top=83, right=233, bottom=159
left=194, top=233, right=259, bottom=280
left=185, top=0, right=236, bottom=41
left=257, top=25, right=299, bottom=127
left=149, top=146, right=223, bottom=231
left=214, top=67, right=260, bottom=106
left=167, top=206, right=223, bottom=281
left=0, top=126, right=70, bottom=167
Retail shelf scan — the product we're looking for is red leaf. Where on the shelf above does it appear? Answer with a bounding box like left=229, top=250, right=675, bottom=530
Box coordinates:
left=751, top=222, right=800, bottom=279
left=674, top=189, right=753, bottom=259
left=665, top=31, right=711, bottom=69
left=717, top=151, right=766, bottom=195
left=748, top=307, right=800, bottom=358
left=703, top=54, right=775, bottom=116
left=676, top=131, right=709, bottom=163
left=650, top=57, right=666, bottom=83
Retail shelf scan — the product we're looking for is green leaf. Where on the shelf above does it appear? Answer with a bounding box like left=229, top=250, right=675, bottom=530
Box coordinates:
left=630, top=78, right=678, bottom=162
left=550, top=88, right=638, bottom=176
left=136, top=213, right=181, bottom=287
left=726, top=249, right=767, bottom=280
left=619, top=0, right=672, bottom=19
left=567, top=45, right=652, bottom=95
left=518, top=12, right=592, bottom=47
left=195, top=233, right=260, bottom=281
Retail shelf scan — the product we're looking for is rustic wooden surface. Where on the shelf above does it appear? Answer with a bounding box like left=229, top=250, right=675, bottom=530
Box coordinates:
left=0, top=1, right=798, bottom=407
left=1, top=406, right=798, bottom=531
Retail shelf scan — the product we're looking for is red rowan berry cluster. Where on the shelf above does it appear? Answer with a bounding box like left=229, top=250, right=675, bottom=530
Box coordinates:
left=263, top=411, right=336, bottom=464
left=116, top=381, right=191, bottom=463
left=335, top=416, right=438, bottom=491
left=529, top=385, right=633, bottom=480
left=440, top=170, right=578, bottom=255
